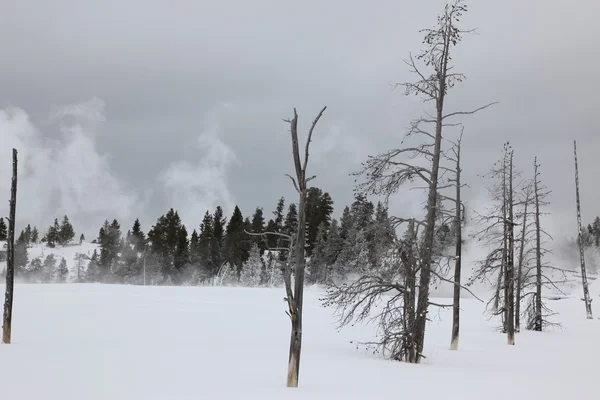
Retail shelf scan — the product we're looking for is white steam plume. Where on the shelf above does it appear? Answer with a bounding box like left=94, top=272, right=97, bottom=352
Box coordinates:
left=159, top=105, right=238, bottom=229
left=0, top=98, right=141, bottom=237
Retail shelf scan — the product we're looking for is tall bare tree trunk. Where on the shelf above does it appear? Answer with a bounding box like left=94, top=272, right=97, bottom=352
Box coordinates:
left=283, top=107, right=326, bottom=387
left=515, top=187, right=531, bottom=333
left=573, top=141, right=592, bottom=319
left=450, top=137, right=462, bottom=351
left=506, top=151, right=515, bottom=345
left=533, top=158, right=543, bottom=331
left=501, top=154, right=508, bottom=332
left=3, top=149, right=18, bottom=344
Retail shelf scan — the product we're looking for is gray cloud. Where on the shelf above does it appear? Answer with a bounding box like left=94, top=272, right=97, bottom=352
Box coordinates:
left=0, top=0, right=599, bottom=243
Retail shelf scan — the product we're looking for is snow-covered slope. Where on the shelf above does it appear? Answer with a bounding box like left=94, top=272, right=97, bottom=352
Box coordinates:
left=0, top=284, right=596, bottom=399
left=0, top=241, right=99, bottom=281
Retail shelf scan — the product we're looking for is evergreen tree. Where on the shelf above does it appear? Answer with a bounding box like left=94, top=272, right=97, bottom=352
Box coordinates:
left=57, top=257, right=69, bottom=282
left=14, top=233, right=28, bottom=272
left=224, top=206, right=246, bottom=272
left=189, top=228, right=201, bottom=273
left=339, top=206, right=353, bottom=241
left=42, top=254, right=57, bottom=283
left=74, top=253, right=88, bottom=282
left=0, top=218, right=7, bottom=241
left=87, top=249, right=101, bottom=282
left=59, top=215, right=75, bottom=245
left=305, top=188, right=334, bottom=254
left=27, top=257, right=43, bottom=282
left=31, top=226, right=39, bottom=243
left=24, top=224, right=32, bottom=244
left=174, top=225, right=189, bottom=277
left=211, top=206, right=226, bottom=277
left=591, top=216, right=600, bottom=247
left=308, top=222, right=329, bottom=283
left=198, top=211, right=214, bottom=277
left=284, top=203, right=298, bottom=237
left=274, top=197, right=285, bottom=230
left=130, top=218, right=146, bottom=253
left=251, top=207, right=266, bottom=253
left=324, top=219, right=343, bottom=267
left=147, top=209, right=183, bottom=280
left=98, top=219, right=122, bottom=279
left=240, top=243, right=263, bottom=287
left=44, top=219, right=60, bottom=248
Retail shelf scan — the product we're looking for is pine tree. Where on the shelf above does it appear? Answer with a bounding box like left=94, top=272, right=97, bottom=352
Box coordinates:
left=56, top=257, right=69, bottom=282
left=174, top=225, right=189, bottom=278
left=198, top=211, right=214, bottom=277
left=97, top=219, right=122, bottom=280
left=339, top=206, right=353, bottom=241
left=42, top=254, right=57, bottom=283
left=251, top=207, right=266, bottom=253
left=130, top=218, right=146, bottom=253
left=59, top=215, right=75, bottom=245
left=24, top=224, right=32, bottom=245
left=305, top=188, right=334, bottom=254
left=189, top=229, right=201, bottom=274
left=27, top=257, right=43, bottom=282
left=274, top=197, right=285, bottom=230
left=31, top=226, right=39, bottom=243
left=240, top=243, right=263, bottom=287
left=44, top=219, right=60, bottom=248
left=283, top=203, right=298, bottom=237
left=87, top=249, right=101, bottom=282
left=0, top=218, right=7, bottom=241
left=74, top=253, right=87, bottom=282
left=308, top=222, right=329, bottom=283
left=224, top=206, right=246, bottom=273
left=14, top=233, right=28, bottom=273
left=211, top=206, right=226, bottom=277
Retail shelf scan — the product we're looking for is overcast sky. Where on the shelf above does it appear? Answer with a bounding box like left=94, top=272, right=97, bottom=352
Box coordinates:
left=1, top=0, right=599, bottom=241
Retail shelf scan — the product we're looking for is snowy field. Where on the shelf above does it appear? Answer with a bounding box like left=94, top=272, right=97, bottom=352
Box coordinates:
left=0, top=283, right=598, bottom=399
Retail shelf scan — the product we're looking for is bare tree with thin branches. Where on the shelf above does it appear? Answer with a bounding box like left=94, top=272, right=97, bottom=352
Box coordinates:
left=470, top=143, right=518, bottom=344
left=336, top=0, right=494, bottom=363
left=523, top=157, right=561, bottom=331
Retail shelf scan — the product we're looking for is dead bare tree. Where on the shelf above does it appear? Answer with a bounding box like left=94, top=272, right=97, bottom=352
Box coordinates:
left=449, top=133, right=464, bottom=350
left=514, top=180, right=534, bottom=332
left=278, top=106, right=327, bottom=387
left=3, top=149, right=18, bottom=344
left=523, top=157, right=560, bottom=331
left=573, top=140, right=593, bottom=319
left=470, top=143, right=518, bottom=344
left=506, top=150, right=516, bottom=345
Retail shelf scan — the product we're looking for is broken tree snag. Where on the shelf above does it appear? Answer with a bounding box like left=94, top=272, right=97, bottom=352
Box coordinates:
left=450, top=134, right=463, bottom=351
left=283, top=106, right=327, bottom=388
left=573, top=140, right=593, bottom=319
left=3, top=149, right=18, bottom=344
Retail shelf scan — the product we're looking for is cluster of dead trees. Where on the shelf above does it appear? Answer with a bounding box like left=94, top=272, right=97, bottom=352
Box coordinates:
left=469, top=144, right=560, bottom=343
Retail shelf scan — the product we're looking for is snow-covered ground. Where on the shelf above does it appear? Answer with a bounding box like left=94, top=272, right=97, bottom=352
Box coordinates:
left=0, top=281, right=597, bottom=399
